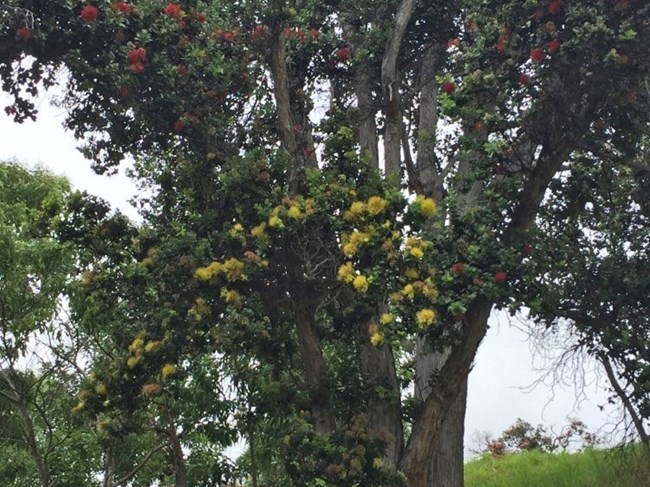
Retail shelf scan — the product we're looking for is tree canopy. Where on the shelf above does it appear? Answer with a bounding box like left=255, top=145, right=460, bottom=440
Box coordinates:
left=0, top=1, right=648, bottom=486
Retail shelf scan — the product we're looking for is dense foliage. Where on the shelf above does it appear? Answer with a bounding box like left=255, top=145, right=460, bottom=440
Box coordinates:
left=0, top=0, right=648, bottom=486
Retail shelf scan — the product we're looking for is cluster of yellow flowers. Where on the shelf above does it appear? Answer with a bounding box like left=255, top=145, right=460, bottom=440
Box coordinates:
left=342, top=230, right=372, bottom=257
left=266, top=197, right=316, bottom=228
left=414, top=195, right=438, bottom=218
left=343, top=195, right=387, bottom=220
left=416, top=308, right=437, bottom=329
left=337, top=262, right=370, bottom=294
left=405, top=237, right=428, bottom=259
left=189, top=296, right=211, bottom=321
left=194, top=257, right=246, bottom=282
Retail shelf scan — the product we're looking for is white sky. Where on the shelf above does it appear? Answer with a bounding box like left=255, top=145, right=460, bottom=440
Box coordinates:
left=0, top=90, right=621, bottom=458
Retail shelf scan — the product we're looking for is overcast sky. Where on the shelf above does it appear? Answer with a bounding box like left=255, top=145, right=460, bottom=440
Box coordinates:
left=0, top=90, right=622, bottom=458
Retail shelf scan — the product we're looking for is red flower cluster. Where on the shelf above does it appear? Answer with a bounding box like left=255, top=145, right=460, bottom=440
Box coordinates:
left=442, top=82, right=456, bottom=94
left=112, top=2, right=130, bottom=14
left=518, top=73, right=529, bottom=85
left=548, top=39, right=560, bottom=54
left=548, top=1, right=562, bottom=15
left=494, top=271, right=507, bottom=284
left=163, top=3, right=181, bottom=17
left=80, top=5, right=99, bottom=22
left=16, top=27, right=31, bottom=41
left=127, top=47, right=146, bottom=74
left=336, top=46, right=351, bottom=62
left=196, top=12, right=207, bottom=22
left=530, top=48, right=545, bottom=62
left=451, top=262, right=465, bottom=275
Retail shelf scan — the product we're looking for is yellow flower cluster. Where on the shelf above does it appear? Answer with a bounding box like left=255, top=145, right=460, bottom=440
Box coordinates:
left=416, top=308, right=437, bottom=329
left=337, top=262, right=355, bottom=283
left=352, top=275, right=369, bottom=293
left=267, top=197, right=316, bottom=226
left=405, top=237, right=426, bottom=259
left=127, top=334, right=147, bottom=368
left=415, top=195, right=438, bottom=217
left=190, top=297, right=210, bottom=321
left=229, top=223, right=246, bottom=242
left=222, top=288, right=242, bottom=307
left=162, top=363, right=177, bottom=377
left=369, top=323, right=383, bottom=346
left=379, top=313, right=394, bottom=325
left=251, top=222, right=267, bottom=238
left=194, top=257, right=246, bottom=282
left=344, top=195, right=387, bottom=220
left=342, top=230, right=371, bottom=256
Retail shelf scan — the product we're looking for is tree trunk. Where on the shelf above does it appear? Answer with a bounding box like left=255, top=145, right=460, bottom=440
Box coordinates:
left=400, top=301, right=491, bottom=487
left=295, top=306, right=335, bottom=434
left=168, top=413, right=189, bottom=487
left=360, top=339, right=403, bottom=466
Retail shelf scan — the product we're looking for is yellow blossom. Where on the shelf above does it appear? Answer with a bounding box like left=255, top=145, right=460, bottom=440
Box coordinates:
left=352, top=275, right=369, bottom=293
left=141, top=257, right=154, bottom=268
left=370, top=331, right=384, bottom=346
left=389, top=292, right=403, bottom=303
left=223, top=258, right=245, bottom=280
left=342, top=242, right=358, bottom=256
left=417, top=195, right=438, bottom=217
left=405, top=267, right=419, bottom=279
left=416, top=308, right=437, bottom=329
left=287, top=205, right=302, bottom=219
left=162, top=363, right=177, bottom=377
left=194, top=266, right=214, bottom=281
left=349, top=230, right=371, bottom=245
left=409, top=247, right=424, bottom=259
left=223, top=289, right=242, bottom=306
left=337, top=262, right=355, bottom=283
left=192, top=297, right=210, bottom=319
left=128, top=338, right=145, bottom=353
left=229, top=223, right=244, bottom=238
left=127, top=356, right=141, bottom=369
left=145, top=340, right=162, bottom=353
left=95, top=383, right=107, bottom=395
left=402, top=284, right=415, bottom=299
left=373, top=457, right=384, bottom=469
left=268, top=215, right=282, bottom=227
left=251, top=222, right=267, bottom=238
left=349, top=201, right=366, bottom=216
left=96, top=418, right=110, bottom=431
left=380, top=313, right=394, bottom=325
left=367, top=196, right=387, bottom=215
left=422, top=285, right=438, bottom=300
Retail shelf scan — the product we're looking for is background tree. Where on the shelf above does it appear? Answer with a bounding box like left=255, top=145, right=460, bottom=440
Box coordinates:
left=1, top=1, right=648, bottom=486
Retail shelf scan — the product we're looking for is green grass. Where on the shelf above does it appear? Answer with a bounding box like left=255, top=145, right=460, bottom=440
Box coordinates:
left=465, top=446, right=650, bottom=487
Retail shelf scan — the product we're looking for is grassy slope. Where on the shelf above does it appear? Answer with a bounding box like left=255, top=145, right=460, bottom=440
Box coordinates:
left=465, top=447, right=650, bottom=487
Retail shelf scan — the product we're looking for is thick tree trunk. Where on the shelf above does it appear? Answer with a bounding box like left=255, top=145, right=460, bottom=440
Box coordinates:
left=400, top=301, right=491, bottom=487
left=360, top=339, right=404, bottom=466
left=295, top=306, right=335, bottom=434
left=414, top=339, right=468, bottom=487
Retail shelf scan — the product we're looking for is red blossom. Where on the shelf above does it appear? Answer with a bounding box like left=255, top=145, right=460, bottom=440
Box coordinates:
left=309, top=28, right=320, bottom=40
left=451, top=262, right=465, bottom=275
left=548, top=1, right=562, bottom=15
left=522, top=243, right=533, bottom=256
left=163, top=3, right=181, bottom=17
left=496, top=36, right=507, bottom=53
left=252, top=25, right=267, bottom=40
left=174, top=119, right=185, bottom=132
left=518, top=73, right=529, bottom=85
left=127, top=47, right=146, bottom=64
left=442, top=82, right=456, bottom=94
left=196, top=12, right=207, bottom=22
left=177, top=64, right=188, bottom=76
left=128, top=62, right=145, bottom=74
left=80, top=5, right=99, bottom=22
left=115, top=29, right=127, bottom=43
left=282, top=27, right=294, bottom=40
left=117, top=86, right=129, bottom=98
left=548, top=39, right=560, bottom=54
left=494, top=271, right=507, bottom=284
left=530, top=48, right=545, bottom=62
left=112, top=2, right=130, bottom=14
left=336, top=46, right=351, bottom=62
left=16, top=27, right=31, bottom=41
